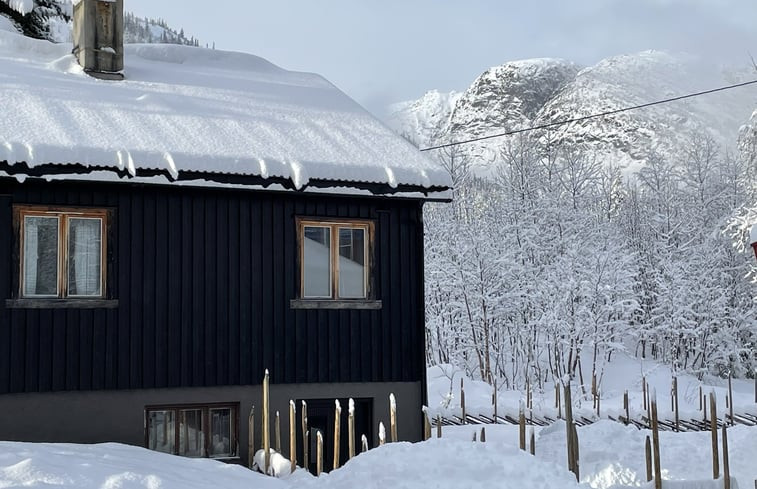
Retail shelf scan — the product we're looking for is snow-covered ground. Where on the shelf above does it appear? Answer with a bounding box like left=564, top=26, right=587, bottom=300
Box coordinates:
left=426, top=352, right=757, bottom=424
left=3, top=421, right=755, bottom=489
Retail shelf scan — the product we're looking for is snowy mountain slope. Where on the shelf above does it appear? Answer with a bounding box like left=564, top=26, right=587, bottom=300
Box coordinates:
left=388, top=90, right=461, bottom=146
left=390, top=51, right=757, bottom=173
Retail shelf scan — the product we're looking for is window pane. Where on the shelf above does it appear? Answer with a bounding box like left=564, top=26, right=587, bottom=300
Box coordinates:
left=147, top=410, right=175, bottom=454
left=303, top=226, right=331, bottom=297
left=23, top=216, right=59, bottom=297
left=179, top=409, right=204, bottom=457
left=208, top=408, right=234, bottom=458
left=68, top=218, right=102, bottom=296
left=338, top=227, right=366, bottom=298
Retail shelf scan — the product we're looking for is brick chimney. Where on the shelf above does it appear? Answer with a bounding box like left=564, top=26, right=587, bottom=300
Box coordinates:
left=72, top=0, right=124, bottom=80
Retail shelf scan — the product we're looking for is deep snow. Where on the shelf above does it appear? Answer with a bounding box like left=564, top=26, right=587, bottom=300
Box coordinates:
left=0, top=28, right=450, bottom=195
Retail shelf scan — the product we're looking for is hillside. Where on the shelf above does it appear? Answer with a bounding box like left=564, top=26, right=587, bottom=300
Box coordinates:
left=390, top=50, right=757, bottom=174
left=0, top=0, right=201, bottom=46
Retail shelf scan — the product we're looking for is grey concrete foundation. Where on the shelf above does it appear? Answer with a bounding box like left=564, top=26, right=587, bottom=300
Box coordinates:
left=0, top=381, right=422, bottom=464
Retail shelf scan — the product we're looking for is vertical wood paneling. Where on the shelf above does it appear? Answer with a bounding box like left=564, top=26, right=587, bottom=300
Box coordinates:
left=0, top=179, right=426, bottom=394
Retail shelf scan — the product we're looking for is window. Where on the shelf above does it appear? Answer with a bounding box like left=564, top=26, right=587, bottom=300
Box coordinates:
left=145, top=403, right=238, bottom=459
left=15, top=206, right=108, bottom=299
left=294, top=218, right=379, bottom=308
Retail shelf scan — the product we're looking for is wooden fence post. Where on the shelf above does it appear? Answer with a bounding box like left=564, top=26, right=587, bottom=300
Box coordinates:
left=274, top=411, right=281, bottom=453
left=592, top=374, right=597, bottom=410
left=651, top=394, right=661, bottom=489
left=556, top=383, right=562, bottom=419
left=248, top=406, right=255, bottom=469
left=596, top=389, right=601, bottom=418
left=289, top=401, right=296, bottom=474
left=529, top=427, right=535, bottom=456
left=316, top=430, right=323, bottom=476
left=699, top=385, right=703, bottom=411
left=519, top=403, right=526, bottom=451
left=571, top=423, right=580, bottom=481
left=263, top=370, right=270, bottom=475
left=460, top=378, right=466, bottom=425
left=361, top=434, right=368, bottom=453
left=722, top=425, right=731, bottom=489
left=673, top=376, right=679, bottom=432
left=348, top=399, right=355, bottom=460
left=378, top=422, right=386, bottom=446
left=436, top=414, right=442, bottom=438
left=493, top=378, right=498, bottom=424
left=623, top=390, right=629, bottom=425
left=710, top=392, right=719, bottom=480
left=728, top=373, right=734, bottom=427
left=333, top=400, right=341, bottom=470
left=389, top=393, right=398, bottom=442
left=642, top=376, right=647, bottom=411
left=564, top=382, right=579, bottom=481
left=480, top=426, right=486, bottom=442
left=301, top=400, right=309, bottom=474
left=645, top=435, right=653, bottom=482
left=422, top=407, right=431, bottom=441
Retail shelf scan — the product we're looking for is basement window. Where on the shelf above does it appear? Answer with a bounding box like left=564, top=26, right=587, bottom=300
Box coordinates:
left=145, top=403, right=239, bottom=459
left=291, top=218, right=381, bottom=309
left=14, top=206, right=109, bottom=299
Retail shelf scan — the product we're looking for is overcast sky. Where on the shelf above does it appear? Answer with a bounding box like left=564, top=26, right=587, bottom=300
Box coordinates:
left=125, top=0, right=757, bottom=118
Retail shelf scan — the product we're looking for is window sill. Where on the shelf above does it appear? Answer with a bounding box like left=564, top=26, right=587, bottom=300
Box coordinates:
left=290, top=299, right=382, bottom=310
left=5, top=299, right=119, bottom=309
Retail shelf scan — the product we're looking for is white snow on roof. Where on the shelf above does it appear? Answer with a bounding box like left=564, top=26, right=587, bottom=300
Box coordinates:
left=0, top=29, right=450, bottom=197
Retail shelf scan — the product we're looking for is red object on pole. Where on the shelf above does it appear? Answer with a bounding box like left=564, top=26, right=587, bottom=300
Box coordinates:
left=752, top=241, right=757, bottom=261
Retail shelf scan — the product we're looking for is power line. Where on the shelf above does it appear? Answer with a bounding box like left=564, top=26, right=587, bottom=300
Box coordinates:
left=419, top=79, right=757, bottom=152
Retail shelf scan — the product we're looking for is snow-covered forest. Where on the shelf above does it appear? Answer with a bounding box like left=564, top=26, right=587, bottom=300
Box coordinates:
left=422, top=122, right=757, bottom=391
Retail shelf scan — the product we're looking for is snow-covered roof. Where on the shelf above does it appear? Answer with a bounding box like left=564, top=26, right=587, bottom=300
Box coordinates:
left=0, top=29, right=451, bottom=198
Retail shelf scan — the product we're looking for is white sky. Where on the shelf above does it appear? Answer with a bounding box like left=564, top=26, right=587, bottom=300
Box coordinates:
left=124, top=0, right=757, bottom=118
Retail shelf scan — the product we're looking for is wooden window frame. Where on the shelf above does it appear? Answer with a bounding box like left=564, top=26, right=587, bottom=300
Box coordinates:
left=292, top=217, right=381, bottom=310
left=6, top=205, right=117, bottom=309
left=144, top=402, right=240, bottom=460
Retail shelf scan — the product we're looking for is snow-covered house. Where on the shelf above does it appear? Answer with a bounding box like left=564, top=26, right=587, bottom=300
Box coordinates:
left=0, top=1, right=450, bottom=469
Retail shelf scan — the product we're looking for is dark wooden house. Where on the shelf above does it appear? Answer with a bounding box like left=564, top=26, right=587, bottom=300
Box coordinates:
left=0, top=5, right=450, bottom=468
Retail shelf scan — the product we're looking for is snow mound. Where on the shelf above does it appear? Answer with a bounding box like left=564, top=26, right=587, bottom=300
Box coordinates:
left=0, top=28, right=450, bottom=196
left=301, top=439, right=580, bottom=489
left=0, top=441, right=286, bottom=489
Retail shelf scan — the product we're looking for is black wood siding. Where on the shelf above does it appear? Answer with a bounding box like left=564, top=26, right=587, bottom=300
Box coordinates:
left=0, top=179, right=425, bottom=394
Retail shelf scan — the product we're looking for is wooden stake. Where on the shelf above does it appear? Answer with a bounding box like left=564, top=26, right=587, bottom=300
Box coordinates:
left=316, top=430, right=323, bottom=476
left=301, top=401, right=309, bottom=474
left=564, top=382, right=578, bottom=480
left=333, top=400, right=341, bottom=470
left=710, top=392, right=719, bottom=479
left=699, top=385, right=703, bottom=411
left=493, top=378, right=498, bottom=424
left=592, top=374, right=597, bottom=410
left=389, top=393, right=398, bottom=442
left=361, top=434, right=368, bottom=453
left=527, top=379, right=532, bottom=410
left=673, top=377, right=679, bottom=432
left=378, top=422, right=386, bottom=446
left=645, top=435, right=653, bottom=482
left=348, top=399, right=355, bottom=460
left=248, top=406, right=255, bottom=469
left=642, top=376, right=647, bottom=411
left=651, top=396, right=661, bottom=489
left=529, top=427, right=535, bottom=456
left=728, top=373, right=734, bottom=427
left=596, top=389, right=601, bottom=417
left=480, top=426, right=486, bottom=442
left=460, top=378, right=466, bottom=425
left=519, top=404, right=526, bottom=451
left=623, top=390, right=629, bottom=425
left=722, top=425, right=731, bottom=489
left=436, top=414, right=442, bottom=438
left=472, top=431, right=477, bottom=442
left=274, top=411, right=281, bottom=453
left=422, top=408, right=431, bottom=441
left=263, top=370, right=270, bottom=475
left=571, top=423, right=580, bottom=481
left=289, top=401, right=296, bottom=474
